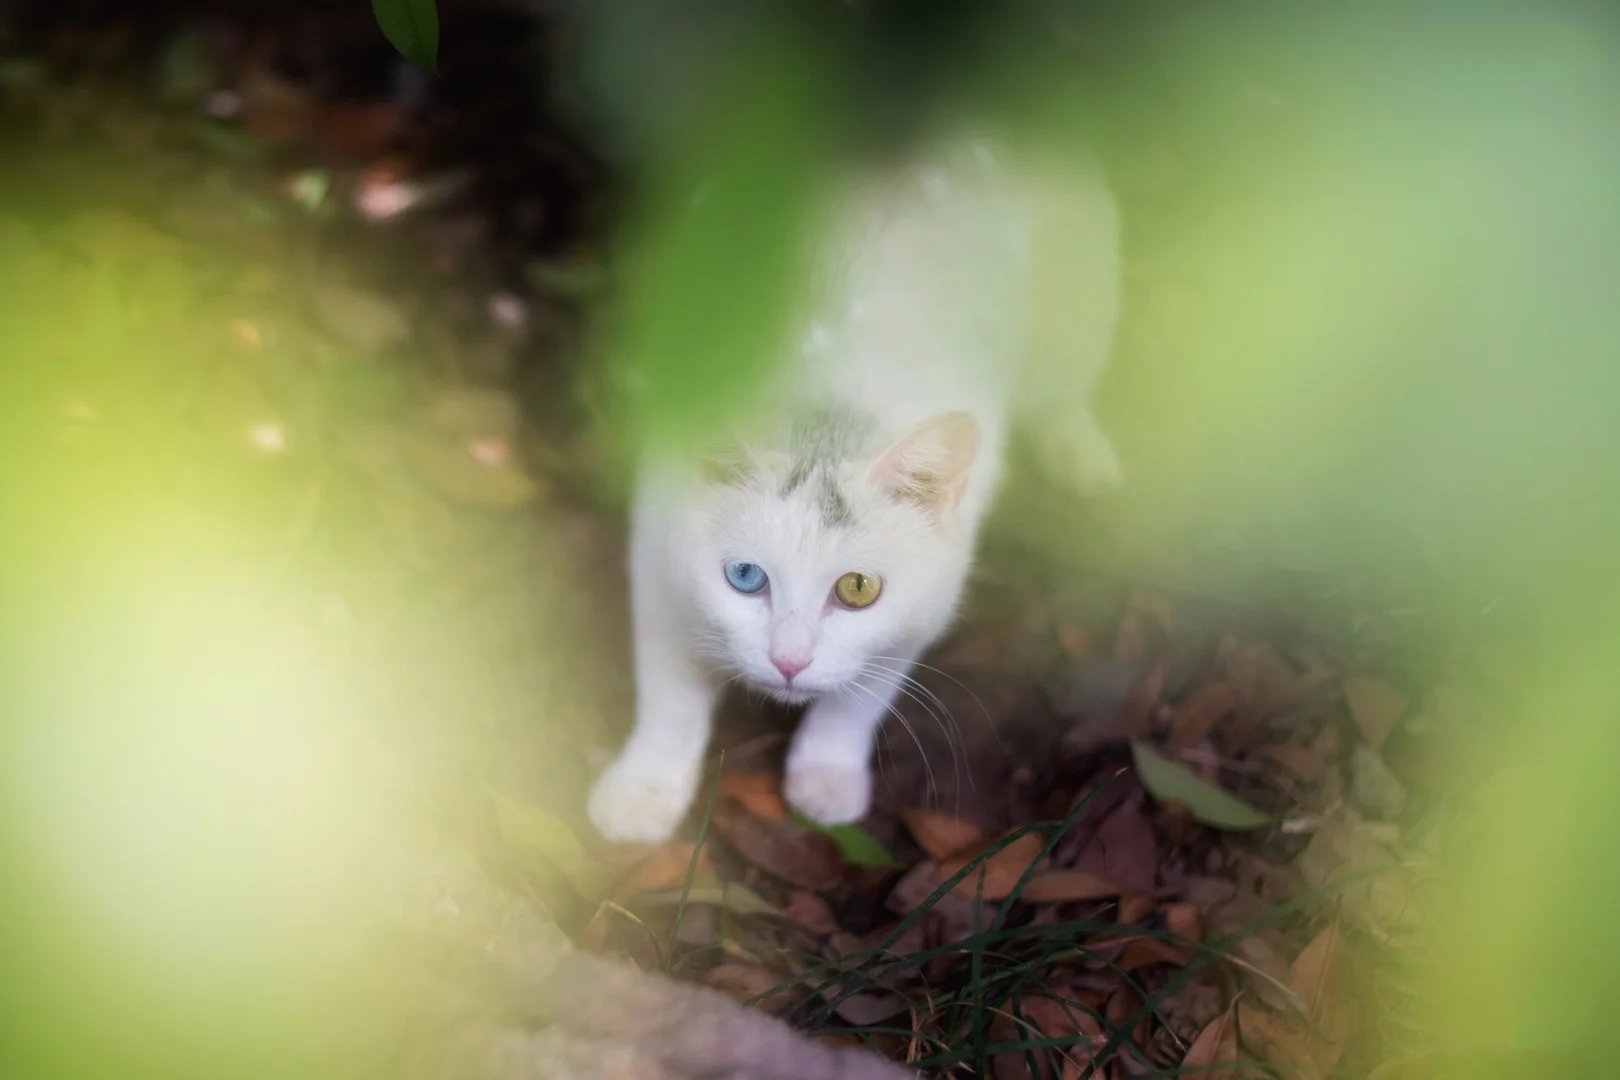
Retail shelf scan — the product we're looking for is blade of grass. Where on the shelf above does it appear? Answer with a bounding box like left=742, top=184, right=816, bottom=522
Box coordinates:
left=797, top=773, right=1124, bottom=1026
left=971, top=857, right=988, bottom=1077
left=663, top=750, right=723, bottom=972
left=988, top=768, right=1127, bottom=939
left=969, top=770, right=1123, bottom=1071
left=585, top=899, right=666, bottom=967
left=751, top=913, right=1118, bottom=1015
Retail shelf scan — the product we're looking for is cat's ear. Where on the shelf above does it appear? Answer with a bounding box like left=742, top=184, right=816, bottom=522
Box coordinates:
left=868, top=412, right=980, bottom=516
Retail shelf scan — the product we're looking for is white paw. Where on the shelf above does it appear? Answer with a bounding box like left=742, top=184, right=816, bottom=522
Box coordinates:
left=784, top=760, right=872, bottom=826
left=1035, top=414, right=1123, bottom=495
left=587, top=756, right=696, bottom=844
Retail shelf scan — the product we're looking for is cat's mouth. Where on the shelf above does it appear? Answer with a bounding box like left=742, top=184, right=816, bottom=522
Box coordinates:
left=745, top=674, right=821, bottom=707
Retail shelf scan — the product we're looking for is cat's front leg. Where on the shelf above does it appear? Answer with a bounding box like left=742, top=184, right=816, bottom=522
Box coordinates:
left=588, top=520, right=719, bottom=844
left=785, top=661, right=913, bottom=826
left=588, top=635, right=717, bottom=844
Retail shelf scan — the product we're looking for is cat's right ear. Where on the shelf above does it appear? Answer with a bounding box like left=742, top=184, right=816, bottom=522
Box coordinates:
left=869, top=411, right=980, bottom=517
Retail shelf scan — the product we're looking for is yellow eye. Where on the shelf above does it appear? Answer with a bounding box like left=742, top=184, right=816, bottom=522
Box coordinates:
left=834, top=571, right=882, bottom=609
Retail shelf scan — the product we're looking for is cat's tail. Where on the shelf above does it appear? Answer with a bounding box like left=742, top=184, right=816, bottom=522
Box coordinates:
left=1013, top=148, right=1125, bottom=494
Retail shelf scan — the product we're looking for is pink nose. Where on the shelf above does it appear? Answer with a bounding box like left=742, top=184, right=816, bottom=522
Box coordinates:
left=772, top=655, right=809, bottom=681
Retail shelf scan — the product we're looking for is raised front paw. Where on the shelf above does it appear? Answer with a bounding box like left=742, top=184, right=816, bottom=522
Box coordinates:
left=587, top=755, right=696, bottom=844
left=784, top=760, right=873, bottom=827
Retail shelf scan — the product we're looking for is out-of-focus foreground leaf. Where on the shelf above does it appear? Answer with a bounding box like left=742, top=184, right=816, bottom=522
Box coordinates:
left=371, top=0, right=439, bottom=73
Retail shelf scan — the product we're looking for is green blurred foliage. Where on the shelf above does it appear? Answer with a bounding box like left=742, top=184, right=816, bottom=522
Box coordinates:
left=0, top=177, right=617, bottom=1079
left=592, top=12, right=846, bottom=454
left=3, top=1, right=1620, bottom=1075
left=371, top=0, right=439, bottom=72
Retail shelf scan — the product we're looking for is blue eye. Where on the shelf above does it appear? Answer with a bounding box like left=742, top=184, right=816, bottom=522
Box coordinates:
left=724, top=561, right=768, bottom=594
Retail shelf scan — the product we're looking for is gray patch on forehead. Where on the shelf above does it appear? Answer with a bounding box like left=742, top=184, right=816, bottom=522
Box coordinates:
left=786, top=402, right=876, bottom=471
left=780, top=401, right=872, bottom=527
left=817, top=476, right=854, bottom=527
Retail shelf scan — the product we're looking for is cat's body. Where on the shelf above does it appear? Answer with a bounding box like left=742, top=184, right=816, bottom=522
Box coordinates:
left=589, top=137, right=1121, bottom=843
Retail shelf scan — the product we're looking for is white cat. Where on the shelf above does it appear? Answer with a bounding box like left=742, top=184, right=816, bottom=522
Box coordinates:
left=589, top=136, right=1121, bottom=843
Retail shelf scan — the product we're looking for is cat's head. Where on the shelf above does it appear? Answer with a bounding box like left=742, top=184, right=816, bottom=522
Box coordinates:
left=674, top=412, right=980, bottom=704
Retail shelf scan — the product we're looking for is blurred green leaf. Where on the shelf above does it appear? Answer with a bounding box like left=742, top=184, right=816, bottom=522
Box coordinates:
left=371, top=0, right=439, bottom=73
left=1131, top=740, right=1273, bottom=830
left=614, top=29, right=843, bottom=450
left=490, top=789, right=601, bottom=892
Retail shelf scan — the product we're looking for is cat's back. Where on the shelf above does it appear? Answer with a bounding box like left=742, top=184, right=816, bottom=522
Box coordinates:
left=782, top=135, right=1114, bottom=429
left=781, top=141, right=1025, bottom=423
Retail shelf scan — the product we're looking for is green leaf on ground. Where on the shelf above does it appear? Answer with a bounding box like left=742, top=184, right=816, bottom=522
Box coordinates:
left=372, top=0, right=439, bottom=72
left=638, top=873, right=780, bottom=919
left=1131, top=740, right=1274, bottom=830
left=791, top=811, right=902, bottom=868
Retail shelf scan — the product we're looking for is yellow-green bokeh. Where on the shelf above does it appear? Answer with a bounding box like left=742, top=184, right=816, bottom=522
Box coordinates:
left=4, top=3, right=1619, bottom=1076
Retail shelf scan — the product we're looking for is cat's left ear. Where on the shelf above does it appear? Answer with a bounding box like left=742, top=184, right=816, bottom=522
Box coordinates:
left=869, top=412, right=980, bottom=517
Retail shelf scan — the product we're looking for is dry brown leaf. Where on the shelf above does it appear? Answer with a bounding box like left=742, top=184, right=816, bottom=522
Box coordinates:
left=612, top=841, right=712, bottom=903
left=1057, top=621, right=1101, bottom=659
left=1221, top=638, right=1297, bottom=715
left=1291, top=916, right=1354, bottom=1050
left=1029, top=998, right=1101, bottom=1079
left=1118, top=893, right=1155, bottom=925
left=1075, top=799, right=1159, bottom=895
left=1117, top=659, right=1169, bottom=739
left=1238, top=1002, right=1336, bottom=1079
left=783, top=890, right=839, bottom=935
left=710, top=800, right=844, bottom=891
left=1232, top=935, right=1307, bottom=1014
left=1019, top=869, right=1124, bottom=904
left=830, top=990, right=910, bottom=1026
left=1114, top=936, right=1195, bottom=972
left=1162, top=902, right=1204, bottom=942
left=719, top=772, right=789, bottom=822
left=1343, top=677, right=1407, bottom=751
left=1166, top=873, right=1240, bottom=912
left=938, top=833, right=1046, bottom=901
left=900, top=807, right=988, bottom=861
left=991, top=996, right=1100, bottom=1080
left=1181, top=1001, right=1239, bottom=1078
left=1020, top=994, right=1096, bottom=1041
left=704, top=963, right=796, bottom=1011
left=1255, top=741, right=1324, bottom=781
left=1169, top=681, right=1237, bottom=748
left=1297, top=815, right=1416, bottom=934
left=1104, top=985, right=1149, bottom=1050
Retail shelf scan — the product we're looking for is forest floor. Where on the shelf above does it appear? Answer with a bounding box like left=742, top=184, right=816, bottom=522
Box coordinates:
left=1, top=5, right=1463, bottom=1077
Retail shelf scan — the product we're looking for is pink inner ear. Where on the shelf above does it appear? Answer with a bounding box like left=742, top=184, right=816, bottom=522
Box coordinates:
left=869, top=412, right=980, bottom=514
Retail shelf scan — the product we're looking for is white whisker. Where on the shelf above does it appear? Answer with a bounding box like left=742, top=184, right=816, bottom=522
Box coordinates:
left=872, top=654, right=1003, bottom=754
left=845, top=675, right=938, bottom=811
left=860, top=662, right=967, bottom=814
